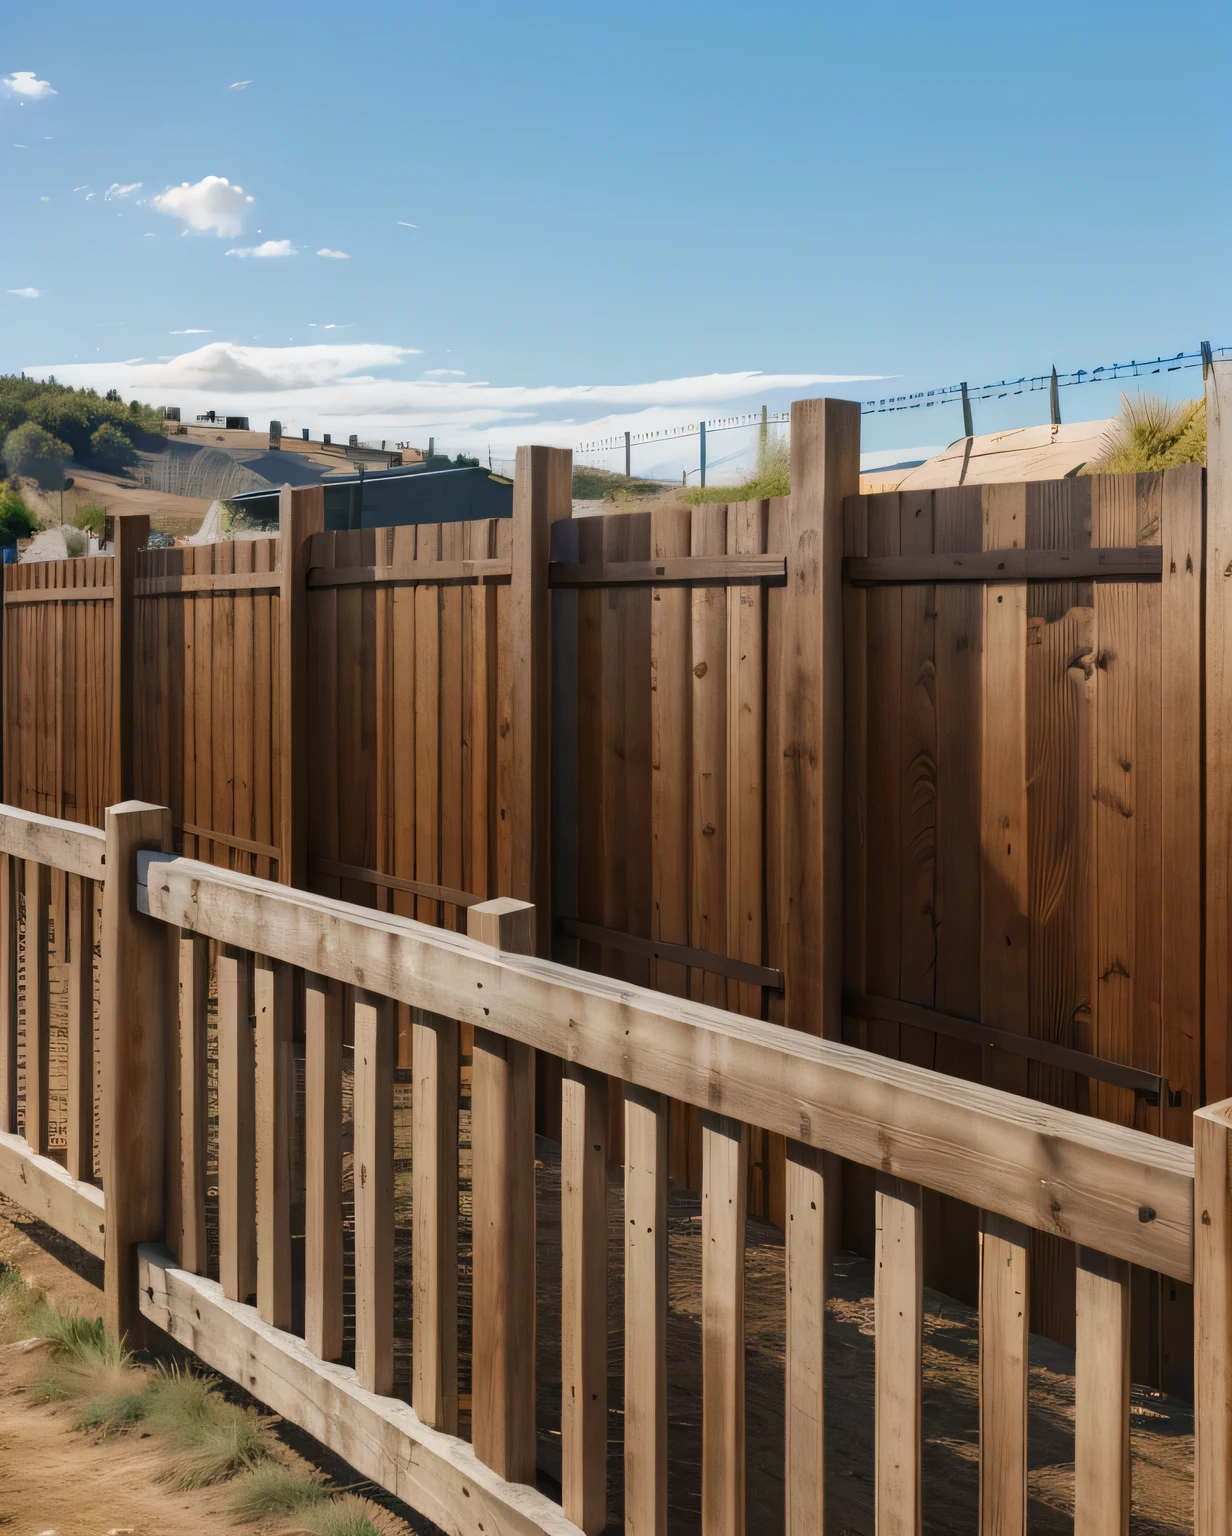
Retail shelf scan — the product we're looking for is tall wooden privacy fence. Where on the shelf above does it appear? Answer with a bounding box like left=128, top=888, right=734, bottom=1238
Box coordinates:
left=4, top=797, right=1232, bottom=1535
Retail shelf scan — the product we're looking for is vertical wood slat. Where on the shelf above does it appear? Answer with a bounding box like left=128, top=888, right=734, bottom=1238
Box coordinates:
left=65, top=874, right=94, bottom=1181
left=177, top=931, right=209, bottom=1273
left=978, top=1212, right=1029, bottom=1535
left=412, top=1007, right=459, bottom=1432
left=785, top=1141, right=832, bottom=1536
left=561, top=1062, right=608, bottom=1535
left=875, top=1174, right=923, bottom=1536
left=255, top=957, right=294, bottom=1330
left=23, top=859, right=50, bottom=1154
left=1207, top=364, right=1232, bottom=1104
left=702, top=1111, right=747, bottom=1536
left=278, top=487, right=325, bottom=886
left=624, top=1083, right=668, bottom=1536
left=354, top=989, right=395, bottom=1396
left=0, top=855, right=15, bottom=1133
left=690, top=504, right=728, bottom=1011
left=981, top=485, right=1030, bottom=1096
left=1195, top=1099, right=1232, bottom=1535
left=1074, top=1246, right=1131, bottom=1536
left=218, top=945, right=256, bottom=1304
left=469, top=897, right=537, bottom=1483
left=865, top=493, right=903, bottom=1063
left=304, top=973, right=343, bottom=1361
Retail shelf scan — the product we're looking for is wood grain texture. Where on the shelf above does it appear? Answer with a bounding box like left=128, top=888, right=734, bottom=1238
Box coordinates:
left=866, top=493, right=903, bottom=1062
left=874, top=1174, right=922, bottom=1536
left=22, top=859, right=50, bottom=1154
left=470, top=898, right=537, bottom=1484
left=217, top=945, right=256, bottom=1305
left=99, top=801, right=173, bottom=1341
left=143, top=852, right=1197, bottom=1281
left=701, top=1111, right=747, bottom=1536
left=177, top=930, right=209, bottom=1274
left=1195, top=1099, right=1232, bottom=1536
left=0, top=856, right=16, bottom=1133
left=65, top=875, right=95, bottom=1182
left=412, top=1008, right=459, bottom=1432
left=779, top=399, right=861, bottom=1039
left=254, top=957, right=294, bottom=1330
left=1208, top=365, right=1232, bottom=1102
left=624, top=1084, right=668, bottom=1536
left=561, top=1063, right=607, bottom=1534
left=278, top=487, right=325, bottom=886
left=1074, top=1246, right=1130, bottom=1536
left=353, top=990, right=395, bottom=1397
left=980, top=484, right=1029, bottom=1096
left=305, top=973, right=344, bottom=1362
left=978, top=1212, right=1028, bottom=1535
left=785, top=1140, right=832, bottom=1536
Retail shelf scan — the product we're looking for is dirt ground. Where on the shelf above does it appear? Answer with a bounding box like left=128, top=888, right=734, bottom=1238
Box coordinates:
left=0, top=1198, right=432, bottom=1536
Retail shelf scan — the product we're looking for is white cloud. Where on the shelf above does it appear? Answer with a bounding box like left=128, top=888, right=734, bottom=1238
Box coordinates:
left=3, top=72, right=56, bottom=99
left=396, top=221, right=418, bottom=229
left=171, top=328, right=210, bottom=335
left=425, top=369, right=466, bottom=377
left=27, top=345, right=879, bottom=463
left=316, top=248, right=349, bottom=259
left=152, top=175, right=253, bottom=237
left=8, top=287, right=42, bottom=298
left=229, top=80, right=252, bottom=90
left=105, top=182, right=142, bottom=200
left=226, top=239, right=296, bottom=258
left=39, top=195, right=49, bottom=202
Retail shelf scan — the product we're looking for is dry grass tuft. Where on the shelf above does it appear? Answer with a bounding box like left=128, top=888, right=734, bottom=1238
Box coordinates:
left=294, top=1493, right=404, bottom=1536
left=1084, top=391, right=1206, bottom=474
left=229, top=1461, right=329, bottom=1522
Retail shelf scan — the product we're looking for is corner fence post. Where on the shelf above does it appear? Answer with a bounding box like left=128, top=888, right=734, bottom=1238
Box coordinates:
left=99, top=800, right=173, bottom=1344
left=109, top=513, right=148, bottom=803
left=1206, top=360, right=1232, bottom=1104
left=1195, top=1100, right=1232, bottom=1533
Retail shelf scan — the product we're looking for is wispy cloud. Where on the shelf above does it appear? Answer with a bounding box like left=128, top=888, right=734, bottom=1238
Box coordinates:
left=229, top=80, right=252, bottom=90
left=396, top=221, right=418, bottom=229
left=152, top=175, right=253, bottom=237
left=2, top=72, right=56, bottom=99
left=317, top=248, right=350, bottom=259
left=170, top=328, right=211, bottom=335
left=105, top=182, right=143, bottom=200
left=8, top=287, right=42, bottom=298
left=425, top=369, right=466, bottom=377
left=226, top=239, right=296, bottom=258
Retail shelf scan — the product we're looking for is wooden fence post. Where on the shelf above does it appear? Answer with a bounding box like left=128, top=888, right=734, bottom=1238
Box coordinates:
left=1206, top=361, right=1232, bottom=1103
left=1194, top=1099, right=1232, bottom=1533
left=777, top=399, right=860, bottom=1041
left=100, top=799, right=172, bottom=1343
left=511, top=446, right=571, bottom=1140
left=278, top=486, right=324, bottom=888
left=469, top=896, right=537, bottom=1483
left=109, top=513, right=148, bottom=804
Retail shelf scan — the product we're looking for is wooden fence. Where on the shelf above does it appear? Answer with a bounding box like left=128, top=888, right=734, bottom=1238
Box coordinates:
left=3, top=797, right=1232, bottom=1535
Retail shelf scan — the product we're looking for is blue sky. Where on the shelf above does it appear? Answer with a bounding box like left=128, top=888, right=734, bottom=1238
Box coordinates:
left=2, top=0, right=1228, bottom=477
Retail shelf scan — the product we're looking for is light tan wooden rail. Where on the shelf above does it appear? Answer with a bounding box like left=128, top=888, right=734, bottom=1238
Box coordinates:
left=127, top=845, right=1209, bottom=1536
left=0, top=808, right=105, bottom=1234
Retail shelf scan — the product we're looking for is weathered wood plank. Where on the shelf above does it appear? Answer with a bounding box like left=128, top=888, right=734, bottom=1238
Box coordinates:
left=305, top=973, right=344, bottom=1361
left=0, top=807, right=106, bottom=879
left=624, top=1083, right=668, bottom=1536
left=140, top=854, right=1198, bottom=1280
left=978, top=1212, right=1028, bottom=1535
left=217, top=945, right=256, bottom=1305
left=22, top=859, right=50, bottom=1154
left=784, top=1141, right=832, bottom=1536
left=1074, top=1246, right=1131, bottom=1536
left=412, top=1007, right=459, bottom=1432
left=354, top=989, right=395, bottom=1397
left=875, top=1174, right=922, bottom=1536
left=1195, top=1098, right=1232, bottom=1535
left=0, top=1128, right=105, bottom=1256
left=177, top=930, right=209, bottom=1274
left=702, top=1112, right=747, bottom=1536
left=254, top=957, right=294, bottom=1330
left=561, top=1063, right=607, bottom=1534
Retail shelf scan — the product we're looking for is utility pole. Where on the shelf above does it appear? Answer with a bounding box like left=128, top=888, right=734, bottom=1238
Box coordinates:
left=700, top=421, right=707, bottom=488
left=1049, top=366, right=1061, bottom=427
left=961, top=382, right=974, bottom=440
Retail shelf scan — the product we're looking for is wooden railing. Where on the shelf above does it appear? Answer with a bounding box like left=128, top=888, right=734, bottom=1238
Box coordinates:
left=6, top=797, right=1232, bottom=1532
left=0, top=807, right=106, bottom=1257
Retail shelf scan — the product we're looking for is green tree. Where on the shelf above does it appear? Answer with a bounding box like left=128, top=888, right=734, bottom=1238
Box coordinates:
left=0, top=480, right=37, bottom=546
left=90, top=421, right=139, bottom=472
left=3, top=422, right=71, bottom=490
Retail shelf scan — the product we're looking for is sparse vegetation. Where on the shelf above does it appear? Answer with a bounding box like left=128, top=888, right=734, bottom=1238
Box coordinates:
left=685, top=431, right=791, bottom=504
left=0, top=478, right=37, bottom=544
left=299, top=1493, right=398, bottom=1536
left=229, top=1461, right=329, bottom=1522
left=1083, top=391, right=1206, bottom=474
left=73, top=501, right=107, bottom=537
left=572, top=465, right=669, bottom=502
